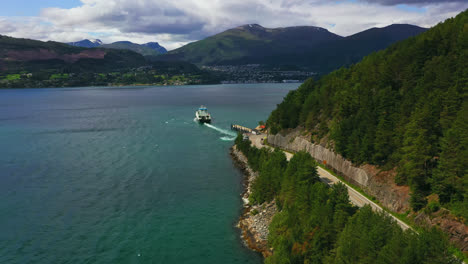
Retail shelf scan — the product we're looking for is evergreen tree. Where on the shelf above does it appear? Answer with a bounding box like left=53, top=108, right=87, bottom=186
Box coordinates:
left=266, top=9, right=468, bottom=212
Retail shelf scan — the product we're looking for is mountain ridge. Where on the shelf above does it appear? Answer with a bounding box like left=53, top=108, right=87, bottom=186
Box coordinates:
left=157, top=23, right=427, bottom=73
left=68, top=39, right=103, bottom=48
left=160, top=23, right=343, bottom=66
left=67, top=39, right=168, bottom=56
left=0, top=35, right=147, bottom=73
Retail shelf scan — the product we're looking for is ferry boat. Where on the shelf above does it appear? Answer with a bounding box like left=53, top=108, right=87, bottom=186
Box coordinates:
left=195, top=105, right=211, bottom=123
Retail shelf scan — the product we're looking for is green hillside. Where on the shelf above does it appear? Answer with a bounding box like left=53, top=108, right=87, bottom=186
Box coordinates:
left=0, top=35, right=147, bottom=74
left=267, top=9, right=467, bottom=216
left=158, top=24, right=426, bottom=73
left=159, top=24, right=342, bottom=66
left=0, top=35, right=219, bottom=88
left=281, top=24, right=427, bottom=73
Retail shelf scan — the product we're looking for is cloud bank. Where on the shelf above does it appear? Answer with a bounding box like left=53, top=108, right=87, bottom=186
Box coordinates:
left=0, top=0, right=466, bottom=50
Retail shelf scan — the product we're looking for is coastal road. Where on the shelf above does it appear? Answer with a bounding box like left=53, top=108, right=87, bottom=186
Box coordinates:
left=248, top=134, right=411, bottom=231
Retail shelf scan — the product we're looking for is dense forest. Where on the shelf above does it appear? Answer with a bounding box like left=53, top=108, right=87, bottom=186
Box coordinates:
left=266, top=9, right=468, bottom=217
left=235, top=135, right=461, bottom=263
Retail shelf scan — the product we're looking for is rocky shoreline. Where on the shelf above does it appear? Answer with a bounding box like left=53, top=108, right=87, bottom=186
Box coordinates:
left=230, top=145, right=277, bottom=258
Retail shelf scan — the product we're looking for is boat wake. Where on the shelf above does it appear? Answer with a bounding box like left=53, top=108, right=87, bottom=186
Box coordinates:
left=204, top=123, right=237, bottom=141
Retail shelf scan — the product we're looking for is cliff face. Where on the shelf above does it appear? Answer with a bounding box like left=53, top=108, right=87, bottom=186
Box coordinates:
left=268, top=130, right=468, bottom=251
left=414, top=209, right=468, bottom=251
left=268, top=130, right=410, bottom=213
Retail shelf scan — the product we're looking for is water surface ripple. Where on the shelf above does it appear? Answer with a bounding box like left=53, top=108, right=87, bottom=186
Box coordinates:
left=0, top=84, right=297, bottom=263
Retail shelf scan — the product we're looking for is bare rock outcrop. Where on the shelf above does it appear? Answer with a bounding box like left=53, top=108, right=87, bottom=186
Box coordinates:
left=268, top=131, right=468, bottom=252
left=267, top=131, right=410, bottom=213
left=414, top=209, right=468, bottom=251
left=238, top=201, right=276, bottom=258
left=230, top=146, right=276, bottom=257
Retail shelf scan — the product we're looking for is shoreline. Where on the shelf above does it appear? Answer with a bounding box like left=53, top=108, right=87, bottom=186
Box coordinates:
left=230, top=145, right=276, bottom=258
left=0, top=82, right=218, bottom=89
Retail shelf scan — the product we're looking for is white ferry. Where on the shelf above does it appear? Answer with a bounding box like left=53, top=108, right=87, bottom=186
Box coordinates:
left=195, top=105, right=211, bottom=123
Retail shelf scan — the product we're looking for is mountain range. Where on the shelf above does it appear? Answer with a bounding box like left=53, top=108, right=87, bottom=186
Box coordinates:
left=1, top=22, right=427, bottom=81
left=158, top=23, right=427, bottom=73
left=68, top=39, right=103, bottom=48
left=0, top=35, right=148, bottom=74
left=67, top=39, right=168, bottom=56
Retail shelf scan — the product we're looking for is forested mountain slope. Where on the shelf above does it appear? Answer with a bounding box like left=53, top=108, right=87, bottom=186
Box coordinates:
left=101, top=41, right=166, bottom=56
left=267, top=9, right=468, bottom=216
left=0, top=35, right=146, bottom=74
left=158, top=23, right=425, bottom=74
left=159, top=24, right=342, bottom=66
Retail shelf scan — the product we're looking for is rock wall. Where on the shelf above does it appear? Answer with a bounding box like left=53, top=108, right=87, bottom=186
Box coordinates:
left=268, top=131, right=410, bottom=213
left=414, top=209, right=468, bottom=251
left=268, top=131, right=468, bottom=254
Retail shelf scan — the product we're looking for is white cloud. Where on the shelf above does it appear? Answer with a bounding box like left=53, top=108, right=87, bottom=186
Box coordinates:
left=0, top=0, right=466, bottom=50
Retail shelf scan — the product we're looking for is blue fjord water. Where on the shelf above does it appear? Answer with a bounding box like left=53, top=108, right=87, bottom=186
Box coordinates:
left=0, top=83, right=297, bottom=264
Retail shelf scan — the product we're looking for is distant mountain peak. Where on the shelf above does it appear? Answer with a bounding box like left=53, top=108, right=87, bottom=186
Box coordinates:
left=112, top=41, right=133, bottom=44
left=237, top=24, right=265, bottom=30
left=65, top=39, right=167, bottom=55
left=90, top=39, right=103, bottom=45
left=142, top=42, right=167, bottom=54
left=347, top=23, right=427, bottom=40
left=248, top=24, right=263, bottom=28
left=159, top=22, right=427, bottom=71
left=68, top=39, right=103, bottom=48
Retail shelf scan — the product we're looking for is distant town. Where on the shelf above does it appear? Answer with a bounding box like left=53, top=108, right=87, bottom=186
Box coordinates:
left=203, top=64, right=315, bottom=84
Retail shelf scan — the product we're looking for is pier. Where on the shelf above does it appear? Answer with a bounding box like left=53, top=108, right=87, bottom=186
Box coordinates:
left=231, top=124, right=254, bottom=134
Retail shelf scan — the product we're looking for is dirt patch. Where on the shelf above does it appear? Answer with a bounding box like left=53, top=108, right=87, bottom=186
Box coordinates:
left=414, top=209, right=468, bottom=251
left=362, top=164, right=410, bottom=213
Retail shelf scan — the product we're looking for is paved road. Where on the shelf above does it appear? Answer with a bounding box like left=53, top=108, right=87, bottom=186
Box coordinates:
left=248, top=133, right=411, bottom=231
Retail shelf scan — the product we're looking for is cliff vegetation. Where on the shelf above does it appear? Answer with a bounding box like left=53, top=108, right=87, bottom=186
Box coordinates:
left=235, top=135, right=461, bottom=263
left=266, top=10, right=468, bottom=218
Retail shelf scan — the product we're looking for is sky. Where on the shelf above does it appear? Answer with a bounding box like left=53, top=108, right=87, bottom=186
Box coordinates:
left=0, top=0, right=466, bottom=50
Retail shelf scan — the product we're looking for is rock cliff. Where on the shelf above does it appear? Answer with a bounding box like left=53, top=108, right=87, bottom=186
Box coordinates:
left=268, top=130, right=468, bottom=251
left=414, top=209, right=468, bottom=251
left=268, top=130, right=410, bottom=213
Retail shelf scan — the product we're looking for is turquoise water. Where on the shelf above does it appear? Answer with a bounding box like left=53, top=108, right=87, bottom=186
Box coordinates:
left=0, top=84, right=297, bottom=264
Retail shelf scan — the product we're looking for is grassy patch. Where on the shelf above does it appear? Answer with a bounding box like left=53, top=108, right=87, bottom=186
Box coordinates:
left=450, top=246, right=468, bottom=263
left=6, top=74, right=20, bottom=80
left=50, top=74, right=69, bottom=79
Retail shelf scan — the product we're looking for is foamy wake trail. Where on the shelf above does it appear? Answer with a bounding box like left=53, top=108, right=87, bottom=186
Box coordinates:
left=204, top=123, right=237, bottom=141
